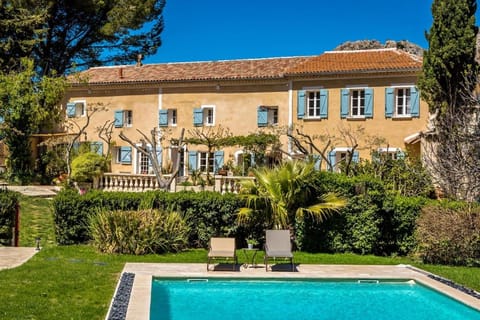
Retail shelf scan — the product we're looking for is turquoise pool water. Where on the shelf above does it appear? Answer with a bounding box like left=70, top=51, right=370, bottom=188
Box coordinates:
left=150, top=278, right=480, bottom=320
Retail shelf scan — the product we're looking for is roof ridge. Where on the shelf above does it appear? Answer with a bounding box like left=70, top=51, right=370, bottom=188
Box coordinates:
left=87, top=55, right=317, bottom=70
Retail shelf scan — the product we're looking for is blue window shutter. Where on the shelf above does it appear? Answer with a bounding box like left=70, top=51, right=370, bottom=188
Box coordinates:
left=364, top=88, right=374, bottom=118
left=257, top=107, right=268, bottom=127
left=320, top=89, right=328, bottom=119
left=114, top=110, right=124, bottom=128
left=66, top=102, right=76, bottom=118
left=214, top=151, right=224, bottom=173
left=396, top=150, right=406, bottom=160
left=341, top=89, right=350, bottom=118
left=120, top=146, right=132, bottom=164
left=297, top=90, right=305, bottom=119
left=72, top=141, right=80, bottom=152
left=313, top=154, right=321, bottom=171
left=385, top=88, right=394, bottom=118
left=410, top=87, right=420, bottom=117
left=91, top=142, right=103, bottom=155
left=251, top=153, right=256, bottom=166
left=352, top=150, right=360, bottom=163
left=328, top=151, right=336, bottom=171
left=159, top=109, right=168, bottom=127
left=193, top=108, right=203, bottom=126
left=188, top=151, right=198, bottom=172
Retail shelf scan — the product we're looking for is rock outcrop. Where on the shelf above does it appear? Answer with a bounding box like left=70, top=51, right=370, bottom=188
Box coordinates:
left=334, top=40, right=424, bottom=57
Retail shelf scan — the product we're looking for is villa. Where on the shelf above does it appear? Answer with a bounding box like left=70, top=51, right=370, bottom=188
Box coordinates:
left=0, top=48, right=428, bottom=184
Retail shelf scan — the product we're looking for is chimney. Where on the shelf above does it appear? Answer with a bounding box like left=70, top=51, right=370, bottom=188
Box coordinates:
left=118, top=67, right=124, bottom=79
left=136, top=54, right=143, bottom=67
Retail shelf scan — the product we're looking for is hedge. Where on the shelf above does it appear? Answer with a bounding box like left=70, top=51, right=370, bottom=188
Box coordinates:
left=52, top=189, right=246, bottom=247
left=0, top=190, right=19, bottom=246
left=295, top=172, right=426, bottom=256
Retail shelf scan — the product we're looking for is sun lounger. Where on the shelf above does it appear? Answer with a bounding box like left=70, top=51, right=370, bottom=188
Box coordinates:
left=264, top=230, right=294, bottom=271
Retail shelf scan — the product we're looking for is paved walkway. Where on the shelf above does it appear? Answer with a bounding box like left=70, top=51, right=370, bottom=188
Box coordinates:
left=7, top=185, right=59, bottom=197
left=0, top=185, right=53, bottom=270
left=0, top=247, right=38, bottom=270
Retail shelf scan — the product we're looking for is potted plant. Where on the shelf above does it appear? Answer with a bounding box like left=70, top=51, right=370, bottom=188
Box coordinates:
left=246, top=237, right=258, bottom=250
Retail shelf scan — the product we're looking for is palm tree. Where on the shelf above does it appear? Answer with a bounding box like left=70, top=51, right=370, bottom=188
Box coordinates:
left=237, top=160, right=346, bottom=230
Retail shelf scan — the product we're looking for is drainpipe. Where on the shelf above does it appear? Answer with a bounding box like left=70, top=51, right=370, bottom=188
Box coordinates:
left=287, top=80, right=293, bottom=157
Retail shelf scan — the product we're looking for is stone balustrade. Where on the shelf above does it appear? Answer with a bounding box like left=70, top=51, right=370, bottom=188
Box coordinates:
left=94, top=173, right=254, bottom=193
left=214, top=175, right=255, bottom=194
left=94, top=173, right=173, bottom=192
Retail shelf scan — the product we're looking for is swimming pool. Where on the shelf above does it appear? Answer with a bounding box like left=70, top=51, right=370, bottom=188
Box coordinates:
left=150, top=278, right=480, bottom=320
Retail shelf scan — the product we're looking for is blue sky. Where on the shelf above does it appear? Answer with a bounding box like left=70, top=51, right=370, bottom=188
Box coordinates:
left=145, top=0, right=438, bottom=64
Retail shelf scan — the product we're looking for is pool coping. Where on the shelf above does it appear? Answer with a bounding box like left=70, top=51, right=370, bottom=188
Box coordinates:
left=111, top=263, right=480, bottom=320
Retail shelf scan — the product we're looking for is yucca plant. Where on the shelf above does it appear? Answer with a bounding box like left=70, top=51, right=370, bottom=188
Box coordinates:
left=237, top=160, right=346, bottom=230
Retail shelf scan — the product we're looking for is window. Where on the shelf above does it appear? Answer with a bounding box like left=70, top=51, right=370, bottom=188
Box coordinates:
left=375, top=148, right=405, bottom=161
left=385, top=86, right=420, bottom=118
left=199, top=152, right=214, bottom=173
left=188, top=150, right=224, bottom=174
left=396, top=88, right=411, bottom=116
left=66, top=101, right=86, bottom=118
left=124, top=110, right=133, bottom=127
left=204, top=108, right=214, bottom=125
left=297, top=89, right=328, bottom=119
left=114, top=110, right=133, bottom=128
left=170, top=109, right=177, bottom=125
left=257, top=106, right=279, bottom=127
left=159, top=109, right=177, bottom=127
left=139, top=152, right=150, bottom=174
left=351, top=90, right=365, bottom=117
left=328, top=148, right=359, bottom=172
left=307, top=91, right=321, bottom=117
left=193, top=105, right=215, bottom=126
left=341, top=88, right=373, bottom=118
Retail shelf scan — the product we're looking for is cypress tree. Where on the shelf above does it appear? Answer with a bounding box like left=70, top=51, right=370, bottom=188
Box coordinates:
left=419, top=0, right=479, bottom=114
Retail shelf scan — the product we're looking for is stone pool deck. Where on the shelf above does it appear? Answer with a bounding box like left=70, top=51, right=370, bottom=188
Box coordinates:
left=117, top=263, right=480, bottom=320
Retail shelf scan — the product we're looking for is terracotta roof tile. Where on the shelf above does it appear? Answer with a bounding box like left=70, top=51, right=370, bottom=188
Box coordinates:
left=72, top=49, right=422, bottom=85
left=75, top=57, right=311, bottom=84
left=286, top=49, right=422, bottom=75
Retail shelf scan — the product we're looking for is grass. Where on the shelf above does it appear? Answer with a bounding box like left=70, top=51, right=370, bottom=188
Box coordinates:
left=0, top=195, right=478, bottom=319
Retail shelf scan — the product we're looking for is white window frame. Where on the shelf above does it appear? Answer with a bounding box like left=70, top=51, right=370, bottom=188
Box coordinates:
left=72, top=100, right=86, bottom=117
left=170, top=109, right=177, bottom=126
left=395, top=87, right=411, bottom=117
left=350, top=89, right=365, bottom=117
left=306, top=90, right=321, bottom=119
left=269, top=107, right=278, bottom=125
left=198, top=151, right=214, bottom=173
left=377, top=147, right=402, bottom=160
left=201, top=105, right=215, bottom=126
left=124, top=110, right=133, bottom=127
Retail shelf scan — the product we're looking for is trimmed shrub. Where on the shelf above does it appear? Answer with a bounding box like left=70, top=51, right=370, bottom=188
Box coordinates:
left=416, top=203, right=480, bottom=266
left=89, top=209, right=189, bottom=254
left=0, top=190, right=18, bottom=245
left=71, top=152, right=107, bottom=182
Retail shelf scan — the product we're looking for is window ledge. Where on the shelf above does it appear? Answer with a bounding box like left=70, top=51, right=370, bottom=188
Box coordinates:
left=346, top=116, right=366, bottom=121
left=392, top=115, right=412, bottom=120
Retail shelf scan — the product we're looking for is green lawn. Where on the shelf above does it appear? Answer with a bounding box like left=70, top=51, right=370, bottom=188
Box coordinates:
left=0, top=195, right=478, bottom=319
